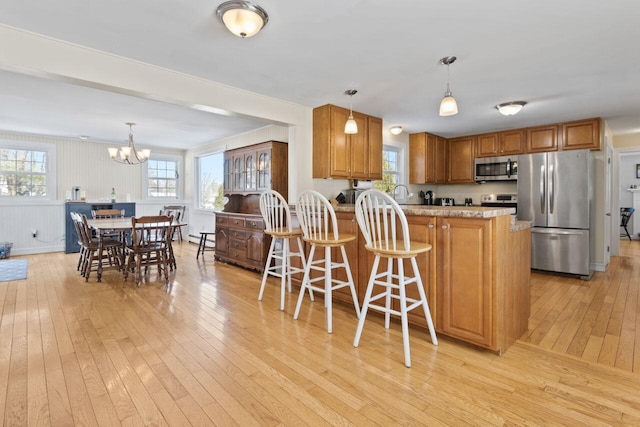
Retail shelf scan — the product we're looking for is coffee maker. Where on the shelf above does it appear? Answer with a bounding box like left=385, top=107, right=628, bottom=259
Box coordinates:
left=420, top=190, right=434, bottom=205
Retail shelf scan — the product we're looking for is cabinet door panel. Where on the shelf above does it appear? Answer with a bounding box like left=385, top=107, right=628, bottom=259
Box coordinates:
left=409, top=133, right=426, bottom=184
left=562, top=118, right=600, bottom=150
left=367, top=116, right=383, bottom=180
left=475, top=133, right=499, bottom=158
left=435, top=136, right=448, bottom=183
left=437, top=217, right=492, bottom=347
left=215, top=227, right=229, bottom=256
left=329, top=107, right=351, bottom=178
left=448, top=136, right=475, bottom=183
left=403, top=217, right=437, bottom=326
left=500, top=130, right=525, bottom=155
left=526, top=125, right=558, bottom=153
left=246, top=232, right=264, bottom=265
left=349, top=112, right=369, bottom=179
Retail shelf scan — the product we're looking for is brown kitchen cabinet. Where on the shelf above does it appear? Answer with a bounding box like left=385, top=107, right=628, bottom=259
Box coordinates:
left=526, top=124, right=559, bottom=153
left=448, top=136, right=475, bottom=183
left=475, top=130, right=524, bottom=158
left=328, top=207, right=530, bottom=354
left=436, top=216, right=493, bottom=348
left=313, top=104, right=383, bottom=180
left=401, top=216, right=437, bottom=325
left=409, top=132, right=447, bottom=184
left=561, top=117, right=601, bottom=151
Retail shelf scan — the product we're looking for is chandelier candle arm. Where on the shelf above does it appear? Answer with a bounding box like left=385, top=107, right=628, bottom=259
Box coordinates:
left=108, top=122, right=150, bottom=165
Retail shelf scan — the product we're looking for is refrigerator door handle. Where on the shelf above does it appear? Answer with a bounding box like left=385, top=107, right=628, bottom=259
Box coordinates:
left=532, top=228, right=585, bottom=236
left=549, top=163, right=554, bottom=214
left=540, top=164, right=546, bottom=214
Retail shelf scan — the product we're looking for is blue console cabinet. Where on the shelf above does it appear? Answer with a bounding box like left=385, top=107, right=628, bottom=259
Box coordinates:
left=64, top=202, right=136, bottom=253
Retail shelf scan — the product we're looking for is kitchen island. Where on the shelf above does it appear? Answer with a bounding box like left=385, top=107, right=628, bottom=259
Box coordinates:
left=331, top=204, right=531, bottom=354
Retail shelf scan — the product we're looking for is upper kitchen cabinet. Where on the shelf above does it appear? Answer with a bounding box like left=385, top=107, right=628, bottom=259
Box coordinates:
left=409, top=132, right=447, bottom=184
left=313, top=104, right=383, bottom=180
left=223, top=141, right=288, bottom=200
left=475, top=130, right=524, bottom=158
left=526, top=124, right=559, bottom=153
left=561, top=117, right=601, bottom=151
left=448, top=136, right=475, bottom=183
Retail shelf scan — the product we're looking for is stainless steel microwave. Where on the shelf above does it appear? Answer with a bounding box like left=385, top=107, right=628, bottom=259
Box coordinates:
left=474, top=155, right=518, bottom=182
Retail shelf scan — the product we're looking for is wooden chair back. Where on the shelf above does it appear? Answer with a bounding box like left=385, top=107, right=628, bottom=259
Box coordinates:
left=295, top=190, right=339, bottom=242
left=259, top=190, right=293, bottom=233
left=130, top=215, right=173, bottom=252
left=70, top=212, right=86, bottom=246
left=621, top=207, right=635, bottom=227
left=355, top=189, right=411, bottom=252
left=92, top=209, right=125, bottom=219
left=160, top=205, right=185, bottom=223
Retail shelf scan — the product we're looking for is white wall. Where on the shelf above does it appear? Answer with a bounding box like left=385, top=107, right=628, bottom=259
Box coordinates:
left=619, top=153, right=640, bottom=238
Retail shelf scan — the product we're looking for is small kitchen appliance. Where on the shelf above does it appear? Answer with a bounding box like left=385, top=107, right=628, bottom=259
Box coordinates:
left=474, top=155, right=518, bottom=182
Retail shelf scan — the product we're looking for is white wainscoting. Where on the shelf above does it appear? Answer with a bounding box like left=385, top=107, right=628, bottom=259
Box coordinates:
left=0, top=201, right=66, bottom=255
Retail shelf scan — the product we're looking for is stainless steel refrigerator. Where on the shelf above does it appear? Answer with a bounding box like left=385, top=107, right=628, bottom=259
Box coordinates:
left=517, top=149, right=593, bottom=277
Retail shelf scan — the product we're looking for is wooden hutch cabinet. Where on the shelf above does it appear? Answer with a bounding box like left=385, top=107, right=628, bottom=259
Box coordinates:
left=216, top=140, right=288, bottom=272
left=313, top=104, right=383, bottom=180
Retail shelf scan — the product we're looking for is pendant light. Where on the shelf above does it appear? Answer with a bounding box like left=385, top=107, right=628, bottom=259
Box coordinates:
left=439, top=56, right=458, bottom=116
left=344, top=89, right=358, bottom=134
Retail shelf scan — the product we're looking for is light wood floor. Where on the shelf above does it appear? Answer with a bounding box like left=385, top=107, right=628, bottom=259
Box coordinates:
left=522, top=239, right=640, bottom=373
left=3, top=242, right=640, bottom=426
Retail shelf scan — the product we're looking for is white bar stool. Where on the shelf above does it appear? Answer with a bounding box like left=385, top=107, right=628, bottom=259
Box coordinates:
left=353, top=189, right=437, bottom=367
left=294, top=190, right=360, bottom=333
left=258, top=190, right=309, bottom=311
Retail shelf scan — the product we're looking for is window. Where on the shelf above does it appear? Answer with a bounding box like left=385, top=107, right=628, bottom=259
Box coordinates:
left=145, top=156, right=180, bottom=198
left=196, top=151, right=225, bottom=210
left=374, top=146, right=401, bottom=192
left=0, top=142, right=56, bottom=199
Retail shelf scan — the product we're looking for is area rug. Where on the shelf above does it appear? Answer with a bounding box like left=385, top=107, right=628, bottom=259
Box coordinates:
left=0, top=259, right=28, bottom=282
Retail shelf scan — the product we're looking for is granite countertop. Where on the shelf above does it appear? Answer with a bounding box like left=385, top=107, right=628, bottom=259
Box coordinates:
left=333, top=204, right=515, bottom=218
left=333, top=204, right=532, bottom=232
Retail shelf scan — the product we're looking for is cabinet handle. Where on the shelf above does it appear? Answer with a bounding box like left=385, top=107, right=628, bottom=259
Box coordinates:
left=428, top=224, right=434, bottom=229
left=441, top=225, right=448, bottom=229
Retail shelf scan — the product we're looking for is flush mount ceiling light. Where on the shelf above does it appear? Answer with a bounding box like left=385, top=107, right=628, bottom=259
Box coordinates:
left=496, top=101, right=527, bottom=116
left=439, top=56, right=459, bottom=117
left=344, top=89, right=358, bottom=134
left=216, top=1, right=269, bottom=38
left=108, top=123, right=151, bottom=165
left=389, top=126, right=403, bottom=135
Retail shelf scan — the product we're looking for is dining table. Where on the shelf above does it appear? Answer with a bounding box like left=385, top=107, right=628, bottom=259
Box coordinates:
left=87, top=217, right=187, bottom=281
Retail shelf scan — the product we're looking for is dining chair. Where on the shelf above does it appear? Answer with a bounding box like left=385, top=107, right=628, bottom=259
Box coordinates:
left=123, top=215, right=173, bottom=286
left=258, top=190, right=310, bottom=311
left=620, top=207, right=635, bottom=241
left=78, top=213, right=122, bottom=282
left=353, top=189, right=437, bottom=367
left=70, top=212, right=87, bottom=273
left=161, top=205, right=186, bottom=243
left=294, top=190, right=360, bottom=333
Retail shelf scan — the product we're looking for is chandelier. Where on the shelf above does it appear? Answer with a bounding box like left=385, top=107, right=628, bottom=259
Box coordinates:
left=107, top=122, right=150, bottom=165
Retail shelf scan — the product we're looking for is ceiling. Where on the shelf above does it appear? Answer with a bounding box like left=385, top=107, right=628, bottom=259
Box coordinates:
left=0, top=0, right=639, bottom=150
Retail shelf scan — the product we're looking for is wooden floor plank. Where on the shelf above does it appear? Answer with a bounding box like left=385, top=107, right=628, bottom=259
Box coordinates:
left=5, top=240, right=640, bottom=425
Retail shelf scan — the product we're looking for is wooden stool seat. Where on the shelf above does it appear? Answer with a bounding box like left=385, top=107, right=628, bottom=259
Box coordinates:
left=196, top=231, right=215, bottom=259
left=365, top=240, right=432, bottom=258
